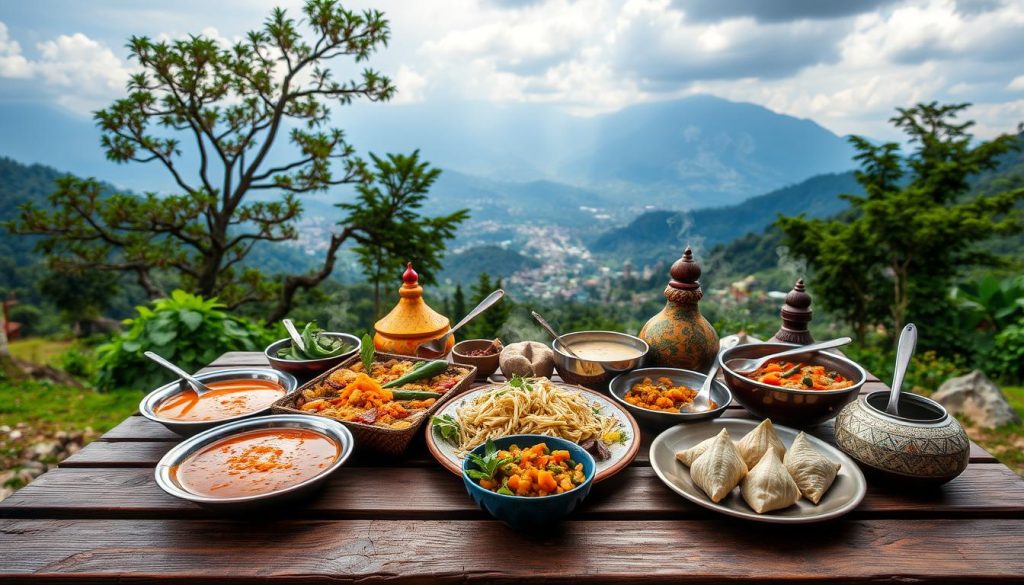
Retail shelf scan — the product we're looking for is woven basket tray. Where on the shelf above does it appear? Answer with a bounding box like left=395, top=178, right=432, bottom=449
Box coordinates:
left=272, top=351, right=476, bottom=456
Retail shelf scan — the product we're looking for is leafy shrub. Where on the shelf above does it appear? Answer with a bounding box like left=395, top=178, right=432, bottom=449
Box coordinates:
left=988, top=322, right=1024, bottom=384
left=60, top=343, right=97, bottom=379
left=843, top=346, right=966, bottom=395
left=95, top=290, right=278, bottom=391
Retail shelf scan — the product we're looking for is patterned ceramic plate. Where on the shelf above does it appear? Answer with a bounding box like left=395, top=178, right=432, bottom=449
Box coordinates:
left=425, top=381, right=640, bottom=483
left=650, top=418, right=867, bottom=523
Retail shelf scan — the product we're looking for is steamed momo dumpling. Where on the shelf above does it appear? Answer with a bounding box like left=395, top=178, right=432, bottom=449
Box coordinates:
left=735, top=419, right=787, bottom=469
left=784, top=432, right=841, bottom=504
left=690, top=429, right=748, bottom=503
left=675, top=436, right=715, bottom=467
left=741, top=449, right=801, bottom=514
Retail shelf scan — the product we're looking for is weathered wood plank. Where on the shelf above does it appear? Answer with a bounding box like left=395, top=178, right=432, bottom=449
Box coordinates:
left=8, top=463, right=1022, bottom=520
left=89, top=414, right=998, bottom=463
left=1, top=518, right=1022, bottom=583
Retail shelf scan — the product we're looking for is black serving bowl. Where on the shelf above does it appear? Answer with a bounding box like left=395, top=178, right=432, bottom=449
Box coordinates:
left=718, top=342, right=866, bottom=427
left=264, top=332, right=360, bottom=379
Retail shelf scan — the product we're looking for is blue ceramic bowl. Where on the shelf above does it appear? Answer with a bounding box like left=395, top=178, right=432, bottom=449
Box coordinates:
left=462, top=434, right=596, bottom=530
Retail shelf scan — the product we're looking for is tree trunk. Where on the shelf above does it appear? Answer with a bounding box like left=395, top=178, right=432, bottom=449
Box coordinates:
left=0, top=314, right=27, bottom=380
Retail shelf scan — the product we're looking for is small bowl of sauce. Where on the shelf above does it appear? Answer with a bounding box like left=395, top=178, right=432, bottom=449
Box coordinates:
left=156, top=414, right=353, bottom=506
left=140, top=368, right=297, bottom=436
left=551, top=331, right=649, bottom=391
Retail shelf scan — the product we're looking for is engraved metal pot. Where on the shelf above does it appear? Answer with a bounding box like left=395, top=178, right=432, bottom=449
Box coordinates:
left=834, top=391, right=969, bottom=487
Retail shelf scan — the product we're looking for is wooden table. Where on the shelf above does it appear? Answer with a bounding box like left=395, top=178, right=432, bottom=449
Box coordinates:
left=2, top=351, right=1024, bottom=584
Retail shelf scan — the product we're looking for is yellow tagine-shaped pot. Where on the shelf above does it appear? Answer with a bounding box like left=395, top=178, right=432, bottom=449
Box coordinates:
left=639, top=246, right=719, bottom=372
left=374, top=262, right=453, bottom=357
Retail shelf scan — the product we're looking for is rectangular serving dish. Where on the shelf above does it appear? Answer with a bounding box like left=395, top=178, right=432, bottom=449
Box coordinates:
left=272, top=351, right=476, bottom=455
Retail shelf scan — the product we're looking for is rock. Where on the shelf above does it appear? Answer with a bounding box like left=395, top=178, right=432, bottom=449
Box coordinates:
left=21, top=460, right=46, bottom=472
left=66, top=443, right=81, bottom=456
left=933, top=370, right=1021, bottom=429
left=54, top=430, right=69, bottom=444
left=26, top=441, right=61, bottom=460
left=0, top=487, right=13, bottom=502
left=0, top=425, right=10, bottom=433
left=0, top=470, right=15, bottom=486
left=8, top=430, right=22, bottom=441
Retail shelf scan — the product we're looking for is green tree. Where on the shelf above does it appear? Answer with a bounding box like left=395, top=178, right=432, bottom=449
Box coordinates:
left=339, top=151, right=468, bottom=318
left=463, top=273, right=509, bottom=339
left=452, top=284, right=466, bottom=322
left=777, top=102, right=1024, bottom=343
left=7, top=1, right=459, bottom=324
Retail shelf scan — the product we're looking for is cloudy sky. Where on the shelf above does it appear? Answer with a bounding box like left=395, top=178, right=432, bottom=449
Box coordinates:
left=1, top=0, right=1023, bottom=140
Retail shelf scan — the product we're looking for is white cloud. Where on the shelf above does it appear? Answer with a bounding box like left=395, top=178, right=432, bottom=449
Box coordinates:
left=0, top=22, right=133, bottom=113
left=0, top=22, right=32, bottom=78
left=3, top=0, right=1024, bottom=138
left=392, top=65, right=428, bottom=104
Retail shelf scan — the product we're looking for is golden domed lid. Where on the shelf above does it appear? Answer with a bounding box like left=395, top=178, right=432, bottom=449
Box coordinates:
left=374, top=262, right=451, bottom=339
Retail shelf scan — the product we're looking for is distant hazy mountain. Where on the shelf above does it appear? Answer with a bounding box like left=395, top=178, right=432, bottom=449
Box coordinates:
left=0, top=95, right=856, bottom=210
left=590, top=171, right=863, bottom=265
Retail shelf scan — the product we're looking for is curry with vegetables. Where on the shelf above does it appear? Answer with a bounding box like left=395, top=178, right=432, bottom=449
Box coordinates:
left=624, top=376, right=715, bottom=412
left=468, top=440, right=587, bottom=497
left=743, top=361, right=854, bottom=390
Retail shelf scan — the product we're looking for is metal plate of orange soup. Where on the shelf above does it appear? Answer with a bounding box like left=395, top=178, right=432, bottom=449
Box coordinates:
left=172, top=427, right=340, bottom=498
left=154, top=379, right=286, bottom=422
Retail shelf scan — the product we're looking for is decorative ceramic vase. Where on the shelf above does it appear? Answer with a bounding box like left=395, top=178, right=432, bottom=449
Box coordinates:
left=639, top=247, right=719, bottom=372
left=769, top=278, right=814, bottom=345
left=373, top=263, right=453, bottom=357
left=834, top=391, right=970, bottom=487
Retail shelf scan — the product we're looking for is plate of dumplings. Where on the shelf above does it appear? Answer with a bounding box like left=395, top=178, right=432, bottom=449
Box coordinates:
left=649, top=418, right=867, bottom=523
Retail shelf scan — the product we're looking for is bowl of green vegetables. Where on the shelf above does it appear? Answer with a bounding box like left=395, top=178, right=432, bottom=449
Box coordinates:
left=265, top=321, right=360, bottom=379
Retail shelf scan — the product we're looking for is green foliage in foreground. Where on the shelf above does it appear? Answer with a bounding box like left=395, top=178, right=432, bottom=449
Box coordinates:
left=95, top=290, right=278, bottom=391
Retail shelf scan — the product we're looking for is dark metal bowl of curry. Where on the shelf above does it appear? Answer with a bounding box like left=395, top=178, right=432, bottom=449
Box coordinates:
left=608, top=367, right=732, bottom=428
left=154, top=414, right=354, bottom=507
left=140, top=367, right=298, bottom=436
left=719, top=343, right=866, bottom=427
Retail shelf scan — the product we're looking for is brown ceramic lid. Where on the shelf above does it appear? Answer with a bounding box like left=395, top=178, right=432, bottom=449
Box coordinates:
left=374, top=263, right=451, bottom=339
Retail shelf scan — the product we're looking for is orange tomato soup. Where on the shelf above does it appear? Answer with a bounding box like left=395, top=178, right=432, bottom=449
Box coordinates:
left=173, top=428, right=339, bottom=498
left=154, top=379, right=286, bottom=422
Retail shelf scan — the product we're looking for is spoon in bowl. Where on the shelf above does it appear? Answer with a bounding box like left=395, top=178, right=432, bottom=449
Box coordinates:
left=726, top=336, right=853, bottom=375
left=144, top=351, right=214, bottom=396
left=531, top=310, right=581, bottom=358
left=886, top=323, right=918, bottom=416
left=691, top=336, right=741, bottom=412
left=415, top=289, right=505, bottom=358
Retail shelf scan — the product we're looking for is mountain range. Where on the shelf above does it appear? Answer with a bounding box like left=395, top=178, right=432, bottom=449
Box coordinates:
left=0, top=95, right=856, bottom=213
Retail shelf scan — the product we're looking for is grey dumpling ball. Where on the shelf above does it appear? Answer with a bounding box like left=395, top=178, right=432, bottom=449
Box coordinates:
left=499, top=341, right=555, bottom=378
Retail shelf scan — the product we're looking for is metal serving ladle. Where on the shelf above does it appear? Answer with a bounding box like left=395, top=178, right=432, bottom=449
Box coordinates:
left=531, top=310, right=581, bottom=358
left=886, top=323, right=918, bottom=416
left=144, top=351, right=214, bottom=396
left=415, top=289, right=505, bottom=357
left=691, top=336, right=741, bottom=412
left=726, top=336, right=853, bottom=374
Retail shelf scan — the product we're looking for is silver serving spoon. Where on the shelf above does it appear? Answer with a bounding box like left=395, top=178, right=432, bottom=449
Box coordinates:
left=886, top=323, right=918, bottom=416
left=726, top=336, right=853, bottom=374
left=531, top=310, right=582, bottom=358
left=691, top=336, right=741, bottom=412
left=282, top=318, right=306, bottom=354
left=415, top=289, right=505, bottom=357
left=144, top=351, right=214, bottom=396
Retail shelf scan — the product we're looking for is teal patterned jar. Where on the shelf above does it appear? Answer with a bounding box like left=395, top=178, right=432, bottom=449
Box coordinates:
left=639, top=247, right=719, bottom=373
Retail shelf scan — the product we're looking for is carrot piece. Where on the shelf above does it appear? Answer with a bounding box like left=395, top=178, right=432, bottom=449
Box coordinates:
left=537, top=470, right=558, bottom=492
